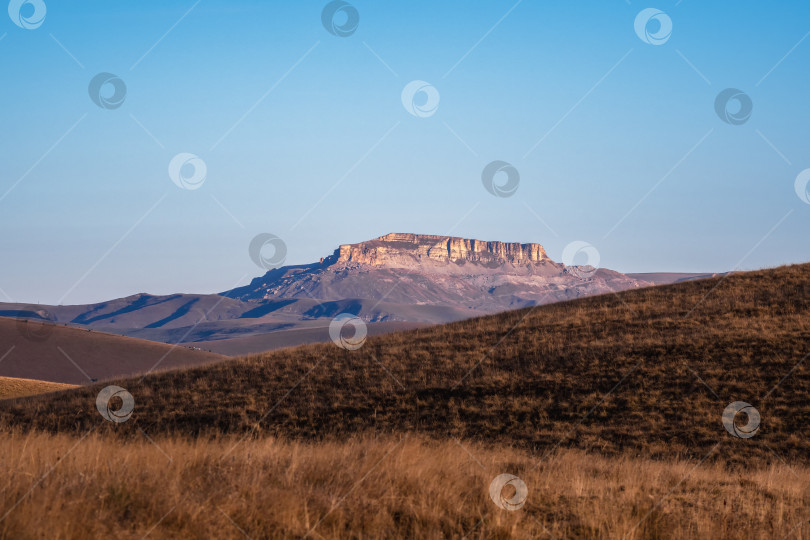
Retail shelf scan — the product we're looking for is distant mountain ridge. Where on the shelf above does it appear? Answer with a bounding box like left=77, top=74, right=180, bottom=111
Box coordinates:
left=0, top=233, right=693, bottom=355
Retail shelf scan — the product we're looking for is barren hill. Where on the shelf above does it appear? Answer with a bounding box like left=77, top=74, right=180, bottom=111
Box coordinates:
left=0, top=317, right=224, bottom=384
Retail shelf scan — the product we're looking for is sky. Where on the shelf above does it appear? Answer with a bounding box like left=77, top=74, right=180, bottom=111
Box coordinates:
left=1, top=0, right=809, bottom=305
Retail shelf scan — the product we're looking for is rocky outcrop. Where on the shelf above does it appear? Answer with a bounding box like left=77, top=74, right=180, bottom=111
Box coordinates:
left=333, top=233, right=548, bottom=266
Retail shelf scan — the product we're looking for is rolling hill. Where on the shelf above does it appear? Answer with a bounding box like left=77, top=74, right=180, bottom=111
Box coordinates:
left=0, top=317, right=225, bottom=384
left=2, top=263, right=808, bottom=464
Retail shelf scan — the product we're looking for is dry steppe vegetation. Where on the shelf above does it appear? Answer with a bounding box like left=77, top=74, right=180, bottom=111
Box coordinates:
left=1, top=264, right=810, bottom=538
left=0, top=433, right=808, bottom=539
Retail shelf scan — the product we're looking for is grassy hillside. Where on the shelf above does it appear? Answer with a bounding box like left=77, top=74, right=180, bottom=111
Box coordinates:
left=2, top=264, right=809, bottom=465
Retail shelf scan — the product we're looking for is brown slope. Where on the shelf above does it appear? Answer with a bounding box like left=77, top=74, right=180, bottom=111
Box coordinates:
left=0, top=317, right=225, bottom=384
left=1, top=264, right=809, bottom=465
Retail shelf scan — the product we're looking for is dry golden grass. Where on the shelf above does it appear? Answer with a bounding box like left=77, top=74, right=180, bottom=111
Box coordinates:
left=0, top=376, right=76, bottom=400
left=0, top=432, right=807, bottom=539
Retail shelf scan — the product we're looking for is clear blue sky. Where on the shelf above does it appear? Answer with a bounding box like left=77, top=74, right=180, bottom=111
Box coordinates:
left=1, top=0, right=808, bottom=304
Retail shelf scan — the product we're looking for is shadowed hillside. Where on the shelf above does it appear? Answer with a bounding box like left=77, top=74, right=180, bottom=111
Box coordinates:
left=2, top=264, right=809, bottom=465
left=0, top=318, right=225, bottom=384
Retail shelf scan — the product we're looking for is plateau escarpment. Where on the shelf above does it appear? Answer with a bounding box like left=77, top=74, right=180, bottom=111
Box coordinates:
left=330, top=233, right=548, bottom=267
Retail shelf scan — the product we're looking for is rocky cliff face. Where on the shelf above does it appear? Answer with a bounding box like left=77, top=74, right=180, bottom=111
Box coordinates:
left=332, top=233, right=548, bottom=267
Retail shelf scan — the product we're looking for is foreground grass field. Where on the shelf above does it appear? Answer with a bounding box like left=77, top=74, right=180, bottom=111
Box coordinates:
left=1, top=432, right=808, bottom=540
